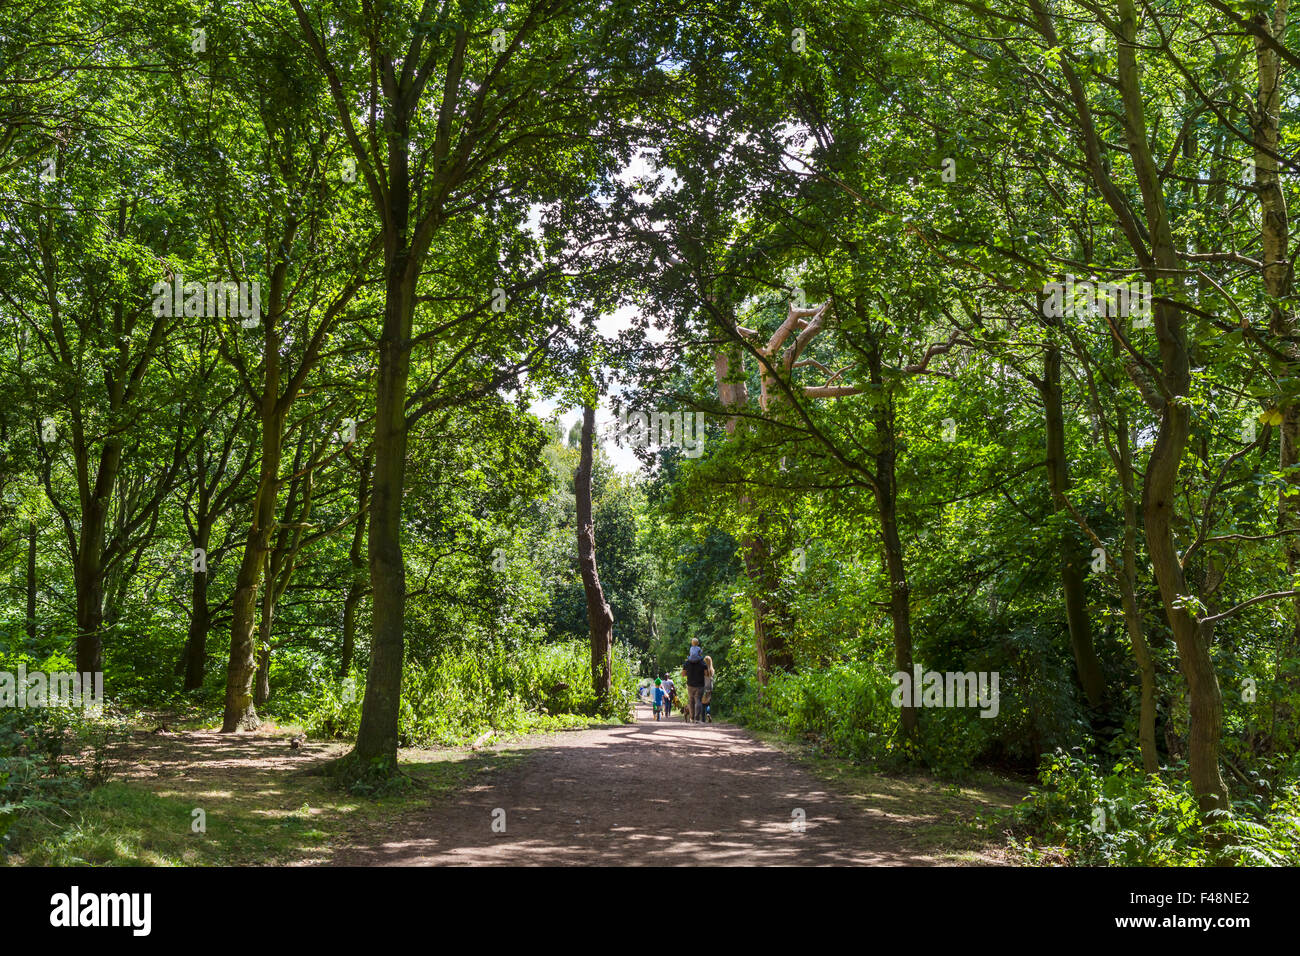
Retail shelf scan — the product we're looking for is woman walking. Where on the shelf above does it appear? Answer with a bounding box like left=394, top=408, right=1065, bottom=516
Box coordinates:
left=702, top=656, right=715, bottom=722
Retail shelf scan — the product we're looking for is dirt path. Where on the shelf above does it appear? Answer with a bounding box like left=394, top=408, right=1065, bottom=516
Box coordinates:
left=326, top=703, right=993, bottom=866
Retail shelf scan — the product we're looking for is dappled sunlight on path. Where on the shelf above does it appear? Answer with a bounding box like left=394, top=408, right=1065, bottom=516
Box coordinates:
left=324, top=703, right=955, bottom=866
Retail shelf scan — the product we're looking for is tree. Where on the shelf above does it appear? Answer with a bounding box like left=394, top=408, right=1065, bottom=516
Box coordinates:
left=285, top=0, right=638, bottom=774
left=576, top=404, right=614, bottom=703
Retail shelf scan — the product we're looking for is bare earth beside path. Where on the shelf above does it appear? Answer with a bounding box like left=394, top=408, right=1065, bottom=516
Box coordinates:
left=325, top=703, right=1015, bottom=866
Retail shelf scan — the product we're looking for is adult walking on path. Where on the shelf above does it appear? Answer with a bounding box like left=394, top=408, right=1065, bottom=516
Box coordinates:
left=702, top=655, right=715, bottom=722
left=683, top=647, right=707, bottom=722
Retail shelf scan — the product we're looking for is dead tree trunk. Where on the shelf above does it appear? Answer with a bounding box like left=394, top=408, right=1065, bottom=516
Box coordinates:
left=721, top=299, right=906, bottom=687
left=713, top=343, right=784, bottom=683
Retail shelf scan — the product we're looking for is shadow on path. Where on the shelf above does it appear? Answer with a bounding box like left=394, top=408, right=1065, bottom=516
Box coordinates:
left=324, top=704, right=943, bottom=866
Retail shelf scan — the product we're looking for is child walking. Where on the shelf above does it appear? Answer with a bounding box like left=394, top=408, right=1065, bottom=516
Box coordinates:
left=652, top=678, right=664, bottom=720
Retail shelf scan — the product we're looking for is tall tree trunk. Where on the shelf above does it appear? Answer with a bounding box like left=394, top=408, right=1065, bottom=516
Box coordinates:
left=221, top=301, right=285, bottom=732
left=339, top=455, right=370, bottom=678
left=865, top=329, right=916, bottom=736
left=878, top=490, right=916, bottom=737
left=1144, top=403, right=1228, bottom=811
left=1037, top=0, right=1230, bottom=810
left=1251, top=1, right=1300, bottom=754
left=576, top=403, right=614, bottom=702
left=254, top=646, right=271, bottom=707
left=73, top=439, right=122, bottom=676
left=25, top=520, right=37, bottom=641
left=713, top=342, right=786, bottom=683
left=221, top=447, right=278, bottom=730
left=1115, top=389, right=1158, bottom=772
left=254, top=559, right=274, bottom=707
left=73, top=508, right=107, bottom=675
left=736, top=531, right=788, bottom=677
left=1115, top=0, right=1228, bottom=813
left=739, top=540, right=775, bottom=680
left=340, top=582, right=362, bottom=681
left=181, top=520, right=213, bottom=691
left=1040, top=345, right=1106, bottom=707
left=352, top=166, right=415, bottom=769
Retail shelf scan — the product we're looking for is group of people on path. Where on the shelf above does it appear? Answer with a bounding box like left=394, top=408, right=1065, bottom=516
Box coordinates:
left=651, top=638, right=714, bottom=723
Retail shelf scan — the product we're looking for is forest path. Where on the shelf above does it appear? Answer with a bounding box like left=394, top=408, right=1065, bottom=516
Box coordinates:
left=325, top=702, right=1011, bottom=866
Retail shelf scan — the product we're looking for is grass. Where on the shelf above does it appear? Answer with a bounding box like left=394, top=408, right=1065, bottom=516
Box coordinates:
left=2, top=693, right=628, bottom=867
left=5, top=706, right=1021, bottom=866
left=4, top=740, right=523, bottom=867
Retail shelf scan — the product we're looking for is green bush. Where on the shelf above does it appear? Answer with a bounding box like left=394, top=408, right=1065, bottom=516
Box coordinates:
left=1218, top=783, right=1300, bottom=866
left=730, top=658, right=995, bottom=776
left=303, top=639, right=636, bottom=746
left=0, top=701, right=126, bottom=857
left=909, top=704, right=996, bottom=778
left=762, top=663, right=896, bottom=762
left=1014, top=748, right=1300, bottom=866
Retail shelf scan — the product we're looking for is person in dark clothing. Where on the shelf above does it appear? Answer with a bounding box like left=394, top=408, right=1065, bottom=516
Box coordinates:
left=683, top=652, right=707, bottom=722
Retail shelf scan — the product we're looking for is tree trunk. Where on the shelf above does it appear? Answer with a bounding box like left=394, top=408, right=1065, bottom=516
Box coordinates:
left=340, top=584, right=361, bottom=680
left=1115, top=390, right=1158, bottom=773
left=1251, top=2, right=1300, bottom=754
left=352, top=178, right=415, bottom=769
left=878, top=491, right=916, bottom=737
left=713, top=342, right=788, bottom=683
left=221, top=482, right=275, bottom=730
left=73, top=525, right=107, bottom=675
left=73, top=439, right=121, bottom=676
left=254, top=564, right=274, bottom=707
left=576, top=404, right=614, bottom=701
left=25, top=520, right=37, bottom=641
left=339, top=458, right=370, bottom=678
left=254, top=645, right=271, bottom=707
left=221, top=321, right=284, bottom=732
left=1144, top=401, right=1229, bottom=811
left=181, top=521, right=213, bottom=691
left=1114, top=0, right=1229, bottom=813
left=1040, top=344, right=1105, bottom=708
left=353, top=328, right=409, bottom=766
left=865, top=333, right=917, bottom=737
left=739, top=539, right=774, bottom=681
left=1037, top=0, right=1230, bottom=811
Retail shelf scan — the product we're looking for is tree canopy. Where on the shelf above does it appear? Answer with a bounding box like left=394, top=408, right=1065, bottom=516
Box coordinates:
left=3, top=0, right=1300, bottom=869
